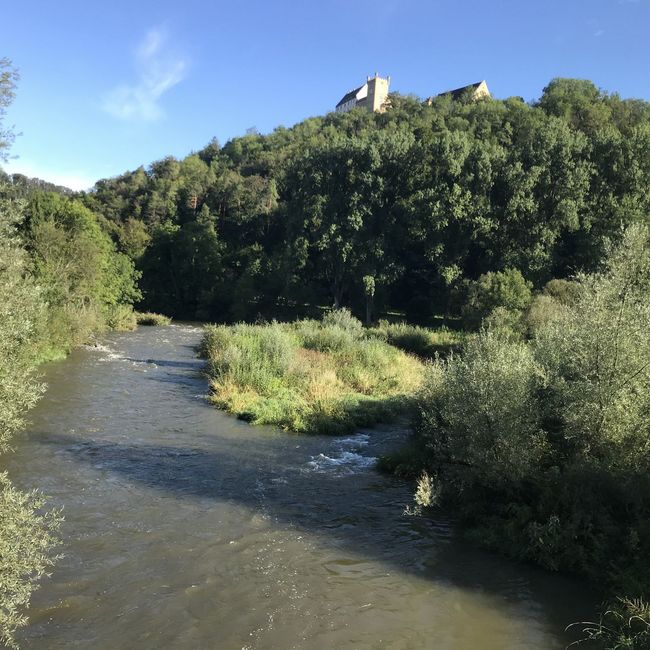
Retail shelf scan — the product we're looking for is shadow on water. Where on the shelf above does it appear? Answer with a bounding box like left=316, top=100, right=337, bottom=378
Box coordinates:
left=124, top=358, right=202, bottom=369
left=38, top=430, right=596, bottom=642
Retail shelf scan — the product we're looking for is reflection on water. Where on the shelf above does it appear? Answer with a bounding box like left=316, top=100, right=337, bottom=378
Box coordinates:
left=4, top=324, right=594, bottom=649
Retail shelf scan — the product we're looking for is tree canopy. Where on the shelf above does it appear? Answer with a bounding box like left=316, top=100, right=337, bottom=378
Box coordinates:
left=78, top=78, right=650, bottom=323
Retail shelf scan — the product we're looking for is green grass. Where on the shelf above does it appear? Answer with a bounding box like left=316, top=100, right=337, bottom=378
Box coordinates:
left=200, top=315, right=425, bottom=435
left=135, top=311, right=172, bottom=326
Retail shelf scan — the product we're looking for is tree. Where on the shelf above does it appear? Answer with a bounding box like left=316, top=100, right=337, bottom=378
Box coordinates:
left=462, top=268, right=533, bottom=329
left=0, top=58, right=18, bottom=162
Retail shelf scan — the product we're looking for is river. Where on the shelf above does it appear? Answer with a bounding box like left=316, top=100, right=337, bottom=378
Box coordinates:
left=5, top=324, right=593, bottom=649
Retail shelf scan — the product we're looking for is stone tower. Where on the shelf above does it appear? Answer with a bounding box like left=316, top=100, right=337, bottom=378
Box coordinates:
left=365, top=73, right=390, bottom=113
left=335, top=74, right=391, bottom=113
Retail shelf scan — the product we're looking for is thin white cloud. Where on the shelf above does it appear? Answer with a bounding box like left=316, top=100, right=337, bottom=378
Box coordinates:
left=2, top=160, right=97, bottom=191
left=102, top=27, right=188, bottom=122
left=594, top=29, right=605, bottom=37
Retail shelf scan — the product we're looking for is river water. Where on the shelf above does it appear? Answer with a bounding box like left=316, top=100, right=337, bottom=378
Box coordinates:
left=5, top=324, right=593, bottom=649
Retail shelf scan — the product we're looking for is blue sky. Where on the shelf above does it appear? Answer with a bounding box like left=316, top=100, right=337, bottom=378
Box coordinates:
left=2, top=0, right=649, bottom=190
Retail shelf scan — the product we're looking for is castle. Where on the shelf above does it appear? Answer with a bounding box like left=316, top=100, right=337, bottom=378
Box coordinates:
left=335, top=75, right=490, bottom=113
left=335, top=74, right=391, bottom=114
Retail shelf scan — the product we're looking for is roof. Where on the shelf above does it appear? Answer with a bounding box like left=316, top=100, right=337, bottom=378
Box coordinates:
left=336, top=85, right=364, bottom=108
left=437, top=81, right=485, bottom=100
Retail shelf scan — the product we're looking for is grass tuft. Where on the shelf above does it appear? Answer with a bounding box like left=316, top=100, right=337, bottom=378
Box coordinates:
left=135, top=311, right=172, bottom=326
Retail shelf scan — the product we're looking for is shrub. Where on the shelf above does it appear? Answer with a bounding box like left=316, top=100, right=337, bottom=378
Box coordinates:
left=295, top=319, right=358, bottom=353
left=543, top=278, right=583, bottom=305
left=525, top=294, right=566, bottom=335
left=0, top=475, right=60, bottom=649
left=482, top=306, right=526, bottom=341
left=534, top=225, right=650, bottom=474
left=0, top=193, right=59, bottom=647
left=415, top=330, right=545, bottom=490
left=321, top=308, right=364, bottom=335
left=409, top=224, right=650, bottom=625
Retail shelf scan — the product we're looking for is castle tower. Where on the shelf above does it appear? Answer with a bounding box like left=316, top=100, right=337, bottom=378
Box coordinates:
left=365, top=73, right=390, bottom=113
left=335, top=73, right=390, bottom=113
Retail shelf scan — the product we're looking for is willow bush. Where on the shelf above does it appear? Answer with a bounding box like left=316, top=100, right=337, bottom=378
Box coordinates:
left=0, top=194, right=60, bottom=648
left=0, top=476, right=60, bottom=649
left=410, top=224, right=650, bottom=648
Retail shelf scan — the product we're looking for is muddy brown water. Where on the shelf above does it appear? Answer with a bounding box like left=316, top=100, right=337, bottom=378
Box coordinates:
left=5, top=324, right=595, bottom=649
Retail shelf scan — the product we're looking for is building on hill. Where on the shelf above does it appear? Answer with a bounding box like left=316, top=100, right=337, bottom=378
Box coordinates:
left=335, top=74, right=391, bottom=113
left=426, top=80, right=491, bottom=104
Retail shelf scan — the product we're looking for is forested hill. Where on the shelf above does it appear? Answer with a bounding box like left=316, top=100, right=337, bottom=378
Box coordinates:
left=81, top=78, right=650, bottom=323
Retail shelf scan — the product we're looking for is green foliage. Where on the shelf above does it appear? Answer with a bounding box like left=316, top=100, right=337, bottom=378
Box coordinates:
left=415, top=330, right=545, bottom=488
left=525, top=294, right=566, bottom=336
left=0, top=192, right=59, bottom=648
left=200, top=316, right=424, bottom=435
left=81, top=78, right=650, bottom=323
left=535, top=225, right=650, bottom=474
left=27, top=192, right=141, bottom=352
left=542, top=278, right=583, bottom=305
left=410, top=225, right=650, bottom=612
left=462, top=268, right=533, bottom=330
left=321, top=308, right=364, bottom=334
left=0, top=195, right=44, bottom=453
left=0, top=474, right=60, bottom=649
left=105, top=304, right=137, bottom=331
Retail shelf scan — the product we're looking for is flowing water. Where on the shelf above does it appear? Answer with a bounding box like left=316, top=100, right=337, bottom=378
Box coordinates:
left=5, top=325, right=594, bottom=649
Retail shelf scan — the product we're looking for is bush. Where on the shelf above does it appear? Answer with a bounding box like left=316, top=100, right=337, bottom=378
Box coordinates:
left=482, top=306, right=526, bottom=341
left=525, top=294, right=566, bottom=335
left=0, top=474, right=60, bottom=649
left=415, top=331, right=545, bottom=489
left=462, top=268, right=533, bottom=330
left=409, top=225, right=650, bottom=620
left=295, top=318, right=359, bottom=353
left=321, top=308, right=364, bottom=335
left=0, top=193, right=59, bottom=647
left=531, top=225, right=650, bottom=479
left=542, top=278, right=583, bottom=305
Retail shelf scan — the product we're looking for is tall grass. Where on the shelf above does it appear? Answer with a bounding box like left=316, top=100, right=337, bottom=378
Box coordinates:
left=135, top=311, right=172, bottom=326
left=200, top=313, right=424, bottom=435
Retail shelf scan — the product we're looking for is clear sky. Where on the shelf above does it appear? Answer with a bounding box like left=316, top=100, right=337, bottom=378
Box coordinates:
left=2, top=0, right=649, bottom=190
